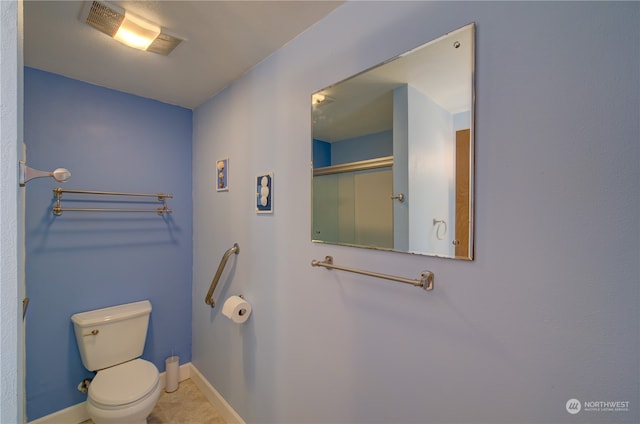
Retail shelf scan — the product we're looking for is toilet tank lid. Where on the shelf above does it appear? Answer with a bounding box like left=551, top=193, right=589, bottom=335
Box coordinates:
left=71, top=300, right=152, bottom=327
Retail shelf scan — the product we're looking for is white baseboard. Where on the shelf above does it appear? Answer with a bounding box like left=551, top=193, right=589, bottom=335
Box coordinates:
left=27, top=402, right=89, bottom=424
left=28, top=362, right=192, bottom=424
left=189, top=363, right=246, bottom=424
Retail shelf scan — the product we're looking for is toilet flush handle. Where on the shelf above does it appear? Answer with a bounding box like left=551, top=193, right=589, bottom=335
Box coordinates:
left=83, top=329, right=99, bottom=337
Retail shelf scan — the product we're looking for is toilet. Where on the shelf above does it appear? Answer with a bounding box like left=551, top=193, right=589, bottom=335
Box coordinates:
left=71, top=300, right=161, bottom=424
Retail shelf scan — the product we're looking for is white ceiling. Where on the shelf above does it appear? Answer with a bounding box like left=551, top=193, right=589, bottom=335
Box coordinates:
left=24, top=1, right=343, bottom=109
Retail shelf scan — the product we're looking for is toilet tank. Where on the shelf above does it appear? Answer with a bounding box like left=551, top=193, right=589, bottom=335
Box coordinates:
left=71, top=300, right=152, bottom=371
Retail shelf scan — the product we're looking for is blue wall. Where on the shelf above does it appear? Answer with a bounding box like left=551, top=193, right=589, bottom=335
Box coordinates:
left=331, top=130, right=393, bottom=165
left=192, top=2, right=638, bottom=423
left=24, top=68, right=193, bottom=421
left=313, top=130, right=393, bottom=168
left=312, top=139, right=331, bottom=168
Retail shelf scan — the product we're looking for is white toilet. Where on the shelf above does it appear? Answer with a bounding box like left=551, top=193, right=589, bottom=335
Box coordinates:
left=71, top=300, right=161, bottom=424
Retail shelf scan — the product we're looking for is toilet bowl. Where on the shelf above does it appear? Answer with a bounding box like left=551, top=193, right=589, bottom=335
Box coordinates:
left=87, top=359, right=161, bottom=424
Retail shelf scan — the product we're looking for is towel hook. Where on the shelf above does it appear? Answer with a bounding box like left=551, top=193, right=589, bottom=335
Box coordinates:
left=19, top=161, right=71, bottom=186
left=433, top=218, right=447, bottom=240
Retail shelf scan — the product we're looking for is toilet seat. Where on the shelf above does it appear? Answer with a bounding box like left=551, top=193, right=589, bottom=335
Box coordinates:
left=89, top=359, right=159, bottom=407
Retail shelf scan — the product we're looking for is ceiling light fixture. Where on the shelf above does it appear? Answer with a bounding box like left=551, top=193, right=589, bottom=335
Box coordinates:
left=80, top=1, right=183, bottom=55
left=312, top=93, right=326, bottom=105
left=113, top=13, right=160, bottom=51
left=312, top=92, right=334, bottom=106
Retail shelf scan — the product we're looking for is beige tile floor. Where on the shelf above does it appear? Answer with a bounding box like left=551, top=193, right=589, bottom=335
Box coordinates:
left=82, top=379, right=227, bottom=424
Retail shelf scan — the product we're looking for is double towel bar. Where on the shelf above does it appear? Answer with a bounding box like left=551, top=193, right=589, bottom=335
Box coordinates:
left=53, top=188, right=173, bottom=216
left=312, top=256, right=434, bottom=291
left=205, top=243, right=240, bottom=307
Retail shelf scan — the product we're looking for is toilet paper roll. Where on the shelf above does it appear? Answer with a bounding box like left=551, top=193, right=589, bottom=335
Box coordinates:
left=222, top=296, right=252, bottom=324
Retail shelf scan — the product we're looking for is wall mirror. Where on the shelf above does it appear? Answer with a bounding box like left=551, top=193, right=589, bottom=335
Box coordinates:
left=311, top=23, right=475, bottom=260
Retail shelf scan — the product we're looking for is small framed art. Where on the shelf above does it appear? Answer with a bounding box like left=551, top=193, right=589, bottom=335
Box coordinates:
left=216, top=158, right=229, bottom=191
left=256, top=172, right=273, bottom=214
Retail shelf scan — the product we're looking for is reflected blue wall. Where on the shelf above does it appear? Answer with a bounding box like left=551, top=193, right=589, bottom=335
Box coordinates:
left=331, top=130, right=392, bottom=165
left=312, top=139, right=331, bottom=167
left=313, top=130, right=393, bottom=168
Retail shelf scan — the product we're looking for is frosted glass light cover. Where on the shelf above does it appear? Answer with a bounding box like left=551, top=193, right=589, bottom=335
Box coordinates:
left=114, top=13, right=160, bottom=51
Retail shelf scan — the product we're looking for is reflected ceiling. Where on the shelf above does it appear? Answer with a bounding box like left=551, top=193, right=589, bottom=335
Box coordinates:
left=313, top=26, right=472, bottom=142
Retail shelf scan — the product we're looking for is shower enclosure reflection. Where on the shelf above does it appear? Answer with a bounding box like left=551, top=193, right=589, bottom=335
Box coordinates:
left=311, top=23, right=475, bottom=260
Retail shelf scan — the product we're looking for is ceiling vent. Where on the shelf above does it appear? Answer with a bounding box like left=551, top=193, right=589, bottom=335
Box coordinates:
left=80, top=1, right=183, bottom=56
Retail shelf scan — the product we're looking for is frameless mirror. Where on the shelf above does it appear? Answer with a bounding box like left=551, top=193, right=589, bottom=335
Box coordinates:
left=311, top=23, right=475, bottom=260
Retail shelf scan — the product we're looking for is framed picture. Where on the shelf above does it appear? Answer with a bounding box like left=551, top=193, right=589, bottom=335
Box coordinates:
left=216, top=158, right=229, bottom=191
left=256, top=172, right=273, bottom=214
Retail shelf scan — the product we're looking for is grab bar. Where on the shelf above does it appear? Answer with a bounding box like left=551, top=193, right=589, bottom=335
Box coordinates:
left=205, top=243, right=240, bottom=307
left=311, top=256, right=434, bottom=290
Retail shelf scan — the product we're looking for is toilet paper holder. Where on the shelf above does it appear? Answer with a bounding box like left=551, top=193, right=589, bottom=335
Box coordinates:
left=222, top=295, right=252, bottom=323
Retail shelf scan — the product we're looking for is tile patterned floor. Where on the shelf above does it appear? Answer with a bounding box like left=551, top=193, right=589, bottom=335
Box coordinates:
left=82, top=379, right=227, bottom=424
